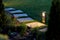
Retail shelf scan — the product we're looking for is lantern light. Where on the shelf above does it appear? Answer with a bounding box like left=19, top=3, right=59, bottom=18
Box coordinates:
left=42, top=11, right=46, bottom=17
left=42, top=11, right=46, bottom=23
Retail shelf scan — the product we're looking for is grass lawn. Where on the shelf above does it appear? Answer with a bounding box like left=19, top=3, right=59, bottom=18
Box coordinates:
left=3, top=0, right=52, bottom=24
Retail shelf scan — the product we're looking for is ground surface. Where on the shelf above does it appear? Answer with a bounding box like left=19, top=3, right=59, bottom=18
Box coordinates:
left=3, top=0, right=52, bottom=24
left=26, top=22, right=47, bottom=28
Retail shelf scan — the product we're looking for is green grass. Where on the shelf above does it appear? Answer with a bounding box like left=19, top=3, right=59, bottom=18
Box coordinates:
left=3, top=0, right=52, bottom=24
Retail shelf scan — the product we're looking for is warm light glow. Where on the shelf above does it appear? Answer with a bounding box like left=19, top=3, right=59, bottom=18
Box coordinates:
left=3, top=2, right=10, bottom=6
left=42, top=11, right=46, bottom=23
left=42, top=11, right=46, bottom=17
left=4, top=3, right=7, bottom=6
left=26, top=22, right=46, bottom=28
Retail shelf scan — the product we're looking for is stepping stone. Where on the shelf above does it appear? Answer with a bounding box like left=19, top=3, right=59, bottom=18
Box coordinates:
left=26, top=22, right=47, bottom=28
left=13, top=13, right=28, bottom=18
left=4, top=8, right=15, bottom=11
left=17, top=17, right=34, bottom=22
left=9, top=10, right=23, bottom=14
left=39, top=27, right=47, bottom=32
